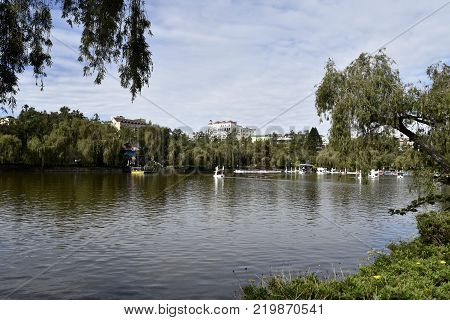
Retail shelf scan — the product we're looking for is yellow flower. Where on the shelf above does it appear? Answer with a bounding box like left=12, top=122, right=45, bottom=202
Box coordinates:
left=373, top=275, right=381, bottom=280
left=439, top=260, right=446, bottom=264
left=416, top=262, right=421, bottom=265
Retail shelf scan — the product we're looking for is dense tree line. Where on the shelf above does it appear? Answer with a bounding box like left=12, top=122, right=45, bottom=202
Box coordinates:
left=0, top=106, right=413, bottom=170
left=316, top=136, right=420, bottom=172
left=0, top=106, right=122, bottom=167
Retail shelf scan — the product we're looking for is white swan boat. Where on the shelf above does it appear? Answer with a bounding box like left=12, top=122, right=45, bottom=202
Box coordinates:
left=368, top=169, right=379, bottom=178
left=214, top=166, right=225, bottom=178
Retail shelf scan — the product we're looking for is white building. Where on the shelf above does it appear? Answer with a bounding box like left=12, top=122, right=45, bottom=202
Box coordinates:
left=111, top=116, right=147, bottom=130
left=276, top=136, right=292, bottom=143
left=251, top=135, right=271, bottom=142
left=0, top=116, right=14, bottom=125
left=207, top=120, right=255, bottom=140
left=252, top=135, right=294, bottom=143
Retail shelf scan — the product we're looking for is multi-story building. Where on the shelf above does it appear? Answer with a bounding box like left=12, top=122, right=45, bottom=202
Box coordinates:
left=207, top=120, right=255, bottom=140
left=111, top=116, right=147, bottom=130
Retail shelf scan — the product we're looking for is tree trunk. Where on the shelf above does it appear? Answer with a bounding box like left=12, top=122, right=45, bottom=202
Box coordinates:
left=397, top=117, right=450, bottom=173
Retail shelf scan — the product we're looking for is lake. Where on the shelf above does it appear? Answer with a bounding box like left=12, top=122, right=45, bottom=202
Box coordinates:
left=0, top=172, right=418, bottom=299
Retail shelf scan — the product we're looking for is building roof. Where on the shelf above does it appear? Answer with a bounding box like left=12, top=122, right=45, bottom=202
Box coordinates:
left=112, top=116, right=146, bottom=125
left=208, top=120, right=237, bottom=125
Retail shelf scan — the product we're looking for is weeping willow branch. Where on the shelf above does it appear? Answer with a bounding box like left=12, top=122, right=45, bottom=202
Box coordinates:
left=389, top=194, right=450, bottom=215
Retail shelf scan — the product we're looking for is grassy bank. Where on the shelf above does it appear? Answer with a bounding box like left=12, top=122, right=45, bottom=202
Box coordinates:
left=243, top=211, right=449, bottom=299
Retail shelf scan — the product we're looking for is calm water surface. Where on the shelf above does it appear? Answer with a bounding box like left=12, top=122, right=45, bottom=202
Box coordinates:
left=0, top=172, right=418, bottom=299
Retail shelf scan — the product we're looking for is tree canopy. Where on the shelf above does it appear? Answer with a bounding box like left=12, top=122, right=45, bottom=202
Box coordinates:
left=315, top=51, right=449, bottom=178
left=304, top=127, right=323, bottom=160
left=1, top=107, right=338, bottom=169
left=0, top=0, right=153, bottom=111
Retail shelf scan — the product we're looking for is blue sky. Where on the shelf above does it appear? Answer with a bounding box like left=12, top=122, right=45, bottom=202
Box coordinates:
left=9, top=0, right=450, bottom=136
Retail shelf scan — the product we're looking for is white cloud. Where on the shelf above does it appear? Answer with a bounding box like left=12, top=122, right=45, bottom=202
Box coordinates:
left=12, top=0, right=450, bottom=136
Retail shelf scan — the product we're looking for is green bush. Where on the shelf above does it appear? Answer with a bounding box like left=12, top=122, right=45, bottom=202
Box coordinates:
left=417, top=211, right=450, bottom=245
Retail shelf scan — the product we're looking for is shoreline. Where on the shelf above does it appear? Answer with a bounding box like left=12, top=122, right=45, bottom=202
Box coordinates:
left=0, top=165, right=217, bottom=174
left=0, top=165, right=124, bottom=173
left=243, top=210, right=449, bottom=300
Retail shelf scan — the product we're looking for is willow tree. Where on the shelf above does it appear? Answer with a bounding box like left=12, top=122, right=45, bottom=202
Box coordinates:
left=316, top=51, right=449, bottom=211
left=0, top=0, right=153, bottom=110
left=0, top=134, right=21, bottom=164
left=316, top=51, right=449, bottom=175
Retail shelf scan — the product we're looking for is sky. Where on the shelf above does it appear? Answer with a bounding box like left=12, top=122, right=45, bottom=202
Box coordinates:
left=8, top=0, right=450, bottom=136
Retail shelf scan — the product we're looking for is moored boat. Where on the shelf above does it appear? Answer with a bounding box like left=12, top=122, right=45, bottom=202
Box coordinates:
left=233, top=169, right=282, bottom=174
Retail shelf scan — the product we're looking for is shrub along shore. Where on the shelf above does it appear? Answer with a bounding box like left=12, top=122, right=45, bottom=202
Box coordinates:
left=243, top=211, right=449, bottom=299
